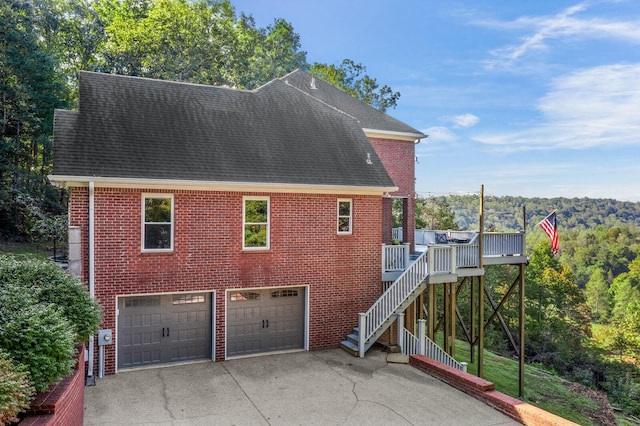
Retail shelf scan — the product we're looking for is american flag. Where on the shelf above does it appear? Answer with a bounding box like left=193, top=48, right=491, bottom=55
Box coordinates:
left=538, top=211, right=559, bottom=255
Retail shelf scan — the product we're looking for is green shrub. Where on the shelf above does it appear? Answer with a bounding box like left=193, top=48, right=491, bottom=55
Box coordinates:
left=0, top=255, right=101, bottom=341
left=0, top=350, right=33, bottom=425
left=0, top=285, right=76, bottom=392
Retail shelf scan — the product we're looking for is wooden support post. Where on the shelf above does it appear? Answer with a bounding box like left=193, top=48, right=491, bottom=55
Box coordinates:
left=470, top=275, right=475, bottom=364
left=450, top=282, right=456, bottom=358
left=479, top=275, right=485, bottom=377
left=519, top=259, right=525, bottom=397
left=478, top=184, right=485, bottom=378
left=520, top=206, right=527, bottom=398
left=428, top=285, right=436, bottom=340
left=443, top=283, right=449, bottom=354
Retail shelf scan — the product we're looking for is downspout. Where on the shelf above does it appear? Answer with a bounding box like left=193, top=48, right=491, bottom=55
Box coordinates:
left=87, top=181, right=95, bottom=378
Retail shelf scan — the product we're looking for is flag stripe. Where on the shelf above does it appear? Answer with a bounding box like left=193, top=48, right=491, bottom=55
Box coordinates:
left=538, top=211, right=559, bottom=255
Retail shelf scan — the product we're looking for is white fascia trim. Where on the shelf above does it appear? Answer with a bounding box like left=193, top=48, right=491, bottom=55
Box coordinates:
left=48, top=175, right=398, bottom=196
left=363, top=128, right=426, bottom=143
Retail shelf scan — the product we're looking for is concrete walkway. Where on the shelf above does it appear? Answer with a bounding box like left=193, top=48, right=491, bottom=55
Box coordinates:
left=84, top=348, right=519, bottom=425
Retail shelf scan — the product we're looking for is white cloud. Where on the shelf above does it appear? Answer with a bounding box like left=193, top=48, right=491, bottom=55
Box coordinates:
left=473, top=63, right=640, bottom=150
left=443, top=113, right=480, bottom=128
left=480, top=2, right=640, bottom=69
left=423, top=126, right=458, bottom=143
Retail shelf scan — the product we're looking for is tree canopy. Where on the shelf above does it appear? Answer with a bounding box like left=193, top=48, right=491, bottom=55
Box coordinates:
left=308, top=59, right=400, bottom=112
left=1, top=0, right=401, bottom=241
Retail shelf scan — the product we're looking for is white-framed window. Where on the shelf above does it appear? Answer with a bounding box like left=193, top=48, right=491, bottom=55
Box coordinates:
left=142, top=194, right=174, bottom=251
left=243, top=196, right=270, bottom=250
left=337, top=199, right=352, bottom=234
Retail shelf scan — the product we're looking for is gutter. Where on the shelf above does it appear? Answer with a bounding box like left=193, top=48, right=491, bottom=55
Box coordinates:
left=87, top=181, right=95, bottom=378
left=48, top=175, right=398, bottom=196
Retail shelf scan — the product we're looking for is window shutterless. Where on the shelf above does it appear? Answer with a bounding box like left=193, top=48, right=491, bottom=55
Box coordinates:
left=142, top=194, right=174, bottom=251
left=243, top=196, right=270, bottom=250
left=337, top=199, right=352, bottom=234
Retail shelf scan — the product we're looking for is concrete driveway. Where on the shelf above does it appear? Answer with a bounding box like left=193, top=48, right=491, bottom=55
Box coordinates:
left=84, top=348, right=519, bottom=425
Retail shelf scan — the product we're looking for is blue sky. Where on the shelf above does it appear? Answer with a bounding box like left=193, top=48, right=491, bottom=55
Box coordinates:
left=231, top=1, right=640, bottom=201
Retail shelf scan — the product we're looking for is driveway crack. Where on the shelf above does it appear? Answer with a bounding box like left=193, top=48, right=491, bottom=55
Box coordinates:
left=222, top=363, right=272, bottom=425
left=158, top=368, right=176, bottom=421
left=312, top=351, right=413, bottom=425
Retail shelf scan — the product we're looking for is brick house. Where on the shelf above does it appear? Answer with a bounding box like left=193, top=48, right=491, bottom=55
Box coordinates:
left=49, top=70, right=425, bottom=375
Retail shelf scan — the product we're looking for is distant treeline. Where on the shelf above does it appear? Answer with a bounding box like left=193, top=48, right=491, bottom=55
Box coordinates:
left=424, top=195, right=640, bottom=232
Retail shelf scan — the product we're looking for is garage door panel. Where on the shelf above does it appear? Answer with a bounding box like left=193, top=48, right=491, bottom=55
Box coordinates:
left=227, top=287, right=304, bottom=357
left=121, top=348, right=162, bottom=367
left=118, top=293, right=212, bottom=369
left=228, top=338, right=262, bottom=355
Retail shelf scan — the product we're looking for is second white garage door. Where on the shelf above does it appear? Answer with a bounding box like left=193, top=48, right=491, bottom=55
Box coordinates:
left=226, top=287, right=305, bottom=357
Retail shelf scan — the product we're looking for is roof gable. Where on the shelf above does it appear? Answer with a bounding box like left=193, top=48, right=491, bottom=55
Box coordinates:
left=53, top=72, right=395, bottom=190
left=281, top=70, right=425, bottom=139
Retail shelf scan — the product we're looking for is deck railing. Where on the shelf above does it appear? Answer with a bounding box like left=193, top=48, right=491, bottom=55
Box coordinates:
left=382, top=231, right=524, bottom=279
left=428, top=245, right=454, bottom=274
left=456, top=240, right=480, bottom=268
left=483, top=232, right=525, bottom=256
left=382, top=243, right=411, bottom=272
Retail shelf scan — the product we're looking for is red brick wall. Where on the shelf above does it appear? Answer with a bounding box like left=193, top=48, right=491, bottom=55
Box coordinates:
left=70, top=188, right=383, bottom=374
left=409, top=355, right=579, bottom=426
left=21, top=346, right=85, bottom=426
left=369, top=137, right=416, bottom=250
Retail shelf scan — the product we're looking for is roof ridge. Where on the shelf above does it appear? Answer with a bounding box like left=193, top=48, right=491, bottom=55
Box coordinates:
left=281, top=77, right=361, bottom=124
left=78, top=70, right=256, bottom=94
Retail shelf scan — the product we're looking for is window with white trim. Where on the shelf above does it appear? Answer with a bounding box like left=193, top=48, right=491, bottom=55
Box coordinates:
left=142, top=194, right=174, bottom=251
left=337, top=199, right=352, bottom=234
left=243, top=197, right=270, bottom=249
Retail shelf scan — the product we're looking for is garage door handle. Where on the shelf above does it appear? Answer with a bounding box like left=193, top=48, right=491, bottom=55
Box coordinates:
left=167, top=328, right=169, bottom=337
left=266, top=319, right=269, bottom=328
left=262, top=320, right=265, bottom=328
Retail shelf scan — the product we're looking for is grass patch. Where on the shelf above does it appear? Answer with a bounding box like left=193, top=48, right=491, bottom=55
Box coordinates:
left=0, top=240, right=54, bottom=260
left=449, top=339, right=604, bottom=425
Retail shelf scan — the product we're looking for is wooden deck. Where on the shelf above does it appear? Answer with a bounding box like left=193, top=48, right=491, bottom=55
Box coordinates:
left=383, top=230, right=527, bottom=282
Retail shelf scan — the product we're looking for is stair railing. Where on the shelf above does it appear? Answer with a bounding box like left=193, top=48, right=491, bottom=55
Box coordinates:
left=402, top=320, right=467, bottom=372
left=358, top=248, right=430, bottom=357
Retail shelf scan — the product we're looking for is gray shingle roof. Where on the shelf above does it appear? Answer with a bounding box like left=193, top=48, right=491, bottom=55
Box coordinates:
left=281, top=70, right=425, bottom=138
left=52, top=71, right=401, bottom=189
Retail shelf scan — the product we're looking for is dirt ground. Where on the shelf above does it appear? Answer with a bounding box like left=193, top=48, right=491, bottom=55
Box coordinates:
left=566, top=382, right=617, bottom=425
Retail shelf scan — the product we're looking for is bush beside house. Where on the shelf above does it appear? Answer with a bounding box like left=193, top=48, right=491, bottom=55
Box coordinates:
left=0, top=351, right=33, bottom=425
left=0, top=256, right=101, bottom=423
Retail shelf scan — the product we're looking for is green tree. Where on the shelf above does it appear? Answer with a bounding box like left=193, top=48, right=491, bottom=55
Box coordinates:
left=308, top=59, right=400, bottom=112
left=92, top=0, right=305, bottom=89
left=241, top=18, right=307, bottom=88
left=415, top=196, right=459, bottom=230
left=609, top=272, right=640, bottom=323
left=585, top=267, right=610, bottom=321
left=0, top=0, right=70, bottom=238
left=33, top=0, right=106, bottom=90
left=525, top=242, right=591, bottom=369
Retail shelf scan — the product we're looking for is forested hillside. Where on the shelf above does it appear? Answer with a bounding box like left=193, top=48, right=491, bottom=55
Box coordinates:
left=419, top=195, right=640, bottom=232
left=423, top=193, right=640, bottom=418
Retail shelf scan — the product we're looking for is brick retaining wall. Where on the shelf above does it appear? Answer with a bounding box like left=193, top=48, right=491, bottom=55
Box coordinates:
left=20, top=346, right=85, bottom=426
left=409, top=355, right=578, bottom=426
